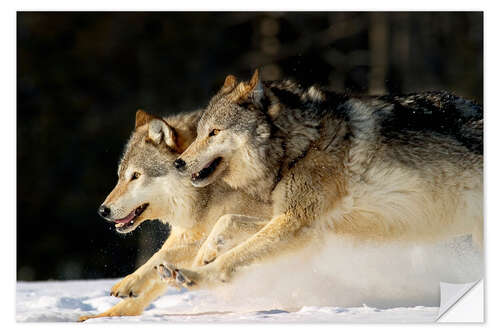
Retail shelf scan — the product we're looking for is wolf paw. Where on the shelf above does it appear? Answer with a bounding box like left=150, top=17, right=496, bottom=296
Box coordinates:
left=156, top=262, right=230, bottom=290
left=78, top=315, right=92, bottom=322
left=155, top=263, right=198, bottom=288
left=173, top=268, right=198, bottom=287
left=194, top=247, right=218, bottom=266
left=155, top=263, right=177, bottom=281
left=110, top=269, right=155, bottom=298
left=194, top=235, right=225, bottom=266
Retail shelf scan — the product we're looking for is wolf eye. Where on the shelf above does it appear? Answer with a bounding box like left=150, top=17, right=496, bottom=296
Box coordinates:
left=130, top=172, right=141, bottom=181
left=209, top=129, right=220, bottom=137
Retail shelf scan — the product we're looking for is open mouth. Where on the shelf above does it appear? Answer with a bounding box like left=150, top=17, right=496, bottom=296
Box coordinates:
left=191, top=157, right=223, bottom=183
left=112, top=203, right=149, bottom=232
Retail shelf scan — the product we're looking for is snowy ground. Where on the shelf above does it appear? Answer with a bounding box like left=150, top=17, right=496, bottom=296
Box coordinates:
left=17, top=235, right=482, bottom=323
left=16, top=279, right=438, bottom=323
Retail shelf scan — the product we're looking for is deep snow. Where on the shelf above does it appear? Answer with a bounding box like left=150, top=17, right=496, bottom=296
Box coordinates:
left=16, top=279, right=439, bottom=323
left=16, top=235, right=481, bottom=323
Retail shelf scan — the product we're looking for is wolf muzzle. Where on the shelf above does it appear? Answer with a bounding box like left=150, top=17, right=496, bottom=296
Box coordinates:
left=98, top=205, right=111, bottom=218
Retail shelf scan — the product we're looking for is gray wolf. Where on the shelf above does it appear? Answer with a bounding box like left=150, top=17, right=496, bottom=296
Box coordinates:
left=78, top=109, right=271, bottom=321
left=165, top=69, right=483, bottom=290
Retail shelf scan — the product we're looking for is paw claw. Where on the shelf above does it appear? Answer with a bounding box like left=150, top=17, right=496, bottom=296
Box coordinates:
left=157, top=264, right=173, bottom=280
left=203, top=258, right=215, bottom=265
left=156, top=263, right=196, bottom=288
left=175, top=270, right=185, bottom=283
left=175, top=269, right=196, bottom=287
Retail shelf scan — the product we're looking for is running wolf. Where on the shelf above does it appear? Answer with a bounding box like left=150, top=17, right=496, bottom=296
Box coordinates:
left=78, top=109, right=271, bottom=321
left=165, top=69, right=483, bottom=289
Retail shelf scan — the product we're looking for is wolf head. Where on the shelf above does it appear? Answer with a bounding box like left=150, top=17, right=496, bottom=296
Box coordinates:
left=174, top=70, right=280, bottom=195
left=98, top=110, right=200, bottom=233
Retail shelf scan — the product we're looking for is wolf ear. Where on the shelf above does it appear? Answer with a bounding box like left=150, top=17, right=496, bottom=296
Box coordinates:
left=247, top=69, right=263, bottom=104
left=233, top=69, right=264, bottom=105
left=148, top=118, right=176, bottom=149
left=135, top=109, right=152, bottom=129
left=221, top=74, right=238, bottom=94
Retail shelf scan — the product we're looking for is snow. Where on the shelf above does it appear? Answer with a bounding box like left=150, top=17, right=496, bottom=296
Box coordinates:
left=16, top=279, right=438, bottom=323
left=16, top=235, right=481, bottom=323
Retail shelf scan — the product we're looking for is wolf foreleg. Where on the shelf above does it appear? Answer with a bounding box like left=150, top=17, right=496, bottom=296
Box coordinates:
left=169, top=212, right=314, bottom=289
left=110, top=238, right=200, bottom=298
left=79, top=230, right=203, bottom=321
left=193, top=214, right=268, bottom=266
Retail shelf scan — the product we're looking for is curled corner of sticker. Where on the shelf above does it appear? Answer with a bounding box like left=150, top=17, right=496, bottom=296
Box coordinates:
left=437, top=279, right=483, bottom=322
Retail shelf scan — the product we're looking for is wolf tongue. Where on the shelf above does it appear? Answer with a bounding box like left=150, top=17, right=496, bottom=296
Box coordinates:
left=114, top=210, right=135, bottom=224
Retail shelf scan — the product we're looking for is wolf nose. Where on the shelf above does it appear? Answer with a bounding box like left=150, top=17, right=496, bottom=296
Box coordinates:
left=98, top=205, right=111, bottom=218
left=174, top=158, right=186, bottom=171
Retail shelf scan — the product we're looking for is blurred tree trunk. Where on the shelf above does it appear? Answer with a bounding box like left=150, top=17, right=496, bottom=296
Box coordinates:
left=388, top=13, right=410, bottom=94
left=369, top=13, right=388, bottom=95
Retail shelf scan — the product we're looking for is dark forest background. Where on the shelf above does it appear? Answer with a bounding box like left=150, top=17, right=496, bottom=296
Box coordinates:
left=17, top=12, right=483, bottom=281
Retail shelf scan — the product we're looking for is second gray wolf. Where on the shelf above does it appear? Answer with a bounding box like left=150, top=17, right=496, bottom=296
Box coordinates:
left=166, top=69, right=483, bottom=289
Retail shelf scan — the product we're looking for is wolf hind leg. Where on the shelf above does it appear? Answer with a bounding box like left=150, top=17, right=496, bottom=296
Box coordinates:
left=193, top=214, right=268, bottom=267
